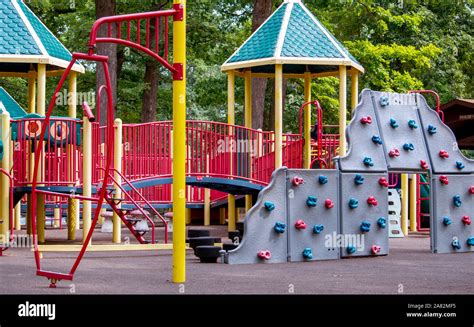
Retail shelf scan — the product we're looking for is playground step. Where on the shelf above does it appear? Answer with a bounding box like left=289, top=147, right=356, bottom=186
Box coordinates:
left=188, top=237, right=221, bottom=251
left=187, top=229, right=210, bottom=238
left=195, top=246, right=222, bottom=263
left=223, top=243, right=238, bottom=252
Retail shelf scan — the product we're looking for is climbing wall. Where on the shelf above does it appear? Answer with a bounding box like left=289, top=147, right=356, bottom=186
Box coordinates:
left=286, top=170, right=339, bottom=262
left=339, top=173, right=389, bottom=257
left=226, top=168, right=288, bottom=264
left=431, top=175, right=474, bottom=253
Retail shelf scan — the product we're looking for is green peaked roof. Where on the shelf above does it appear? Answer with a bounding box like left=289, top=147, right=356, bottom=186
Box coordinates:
left=0, top=0, right=84, bottom=73
left=0, top=87, right=27, bottom=118
left=222, top=0, right=363, bottom=74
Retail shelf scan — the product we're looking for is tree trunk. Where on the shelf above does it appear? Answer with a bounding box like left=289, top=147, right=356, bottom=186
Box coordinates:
left=95, top=0, right=117, bottom=125
left=142, top=61, right=159, bottom=122
left=251, top=0, right=273, bottom=130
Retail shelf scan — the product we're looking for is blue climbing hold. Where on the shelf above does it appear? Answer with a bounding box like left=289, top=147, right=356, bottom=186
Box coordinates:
left=377, top=217, right=387, bottom=229
left=354, top=174, right=365, bottom=185
left=349, top=198, right=359, bottom=209
left=403, top=143, right=415, bottom=151
left=274, top=221, right=286, bottom=234
left=360, top=221, right=371, bottom=232
left=452, top=239, right=461, bottom=250
left=390, top=119, right=399, bottom=128
left=302, top=248, right=313, bottom=259
left=363, top=157, right=374, bottom=167
left=372, top=136, right=383, bottom=145
left=306, top=196, right=318, bottom=207
left=319, top=175, right=329, bottom=185
left=467, top=237, right=474, bottom=246
left=428, top=125, right=437, bottom=135
left=453, top=195, right=462, bottom=208
left=313, top=224, right=324, bottom=234
left=443, top=217, right=452, bottom=226
left=346, top=246, right=356, bottom=254
left=408, top=120, right=418, bottom=129
left=456, top=161, right=465, bottom=170
left=264, top=201, right=275, bottom=211
left=380, top=96, right=390, bottom=107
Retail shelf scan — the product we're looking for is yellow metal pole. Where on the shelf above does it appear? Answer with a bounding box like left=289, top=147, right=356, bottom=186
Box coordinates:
left=204, top=154, right=211, bottom=226
left=227, top=71, right=236, bottom=232
left=274, top=64, right=283, bottom=168
left=113, top=119, right=123, bottom=243
left=351, top=71, right=359, bottom=111
left=219, top=207, right=226, bottom=225
left=401, top=174, right=409, bottom=236
left=244, top=70, right=253, bottom=212
left=82, top=114, right=92, bottom=244
left=36, top=64, right=46, bottom=243
left=26, top=73, right=36, bottom=235
left=172, top=0, right=186, bottom=284
left=303, top=72, right=312, bottom=169
left=67, top=72, right=78, bottom=239
left=0, top=111, right=11, bottom=239
left=410, top=174, right=417, bottom=232
left=185, top=208, right=191, bottom=225
left=338, top=65, right=347, bottom=156
left=14, top=203, right=21, bottom=231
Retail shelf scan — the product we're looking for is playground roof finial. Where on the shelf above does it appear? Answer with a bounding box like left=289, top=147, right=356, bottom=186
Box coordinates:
left=222, top=0, right=364, bottom=75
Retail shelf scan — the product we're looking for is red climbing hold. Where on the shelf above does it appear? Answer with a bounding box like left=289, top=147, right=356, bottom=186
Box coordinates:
left=462, top=216, right=472, bottom=225
left=439, top=150, right=449, bottom=159
left=389, top=148, right=400, bottom=158
left=360, top=116, right=372, bottom=125
left=439, top=176, right=449, bottom=185
left=295, top=219, right=307, bottom=230
left=325, top=199, right=335, bottom=209
left=420, top=160, right=429, bottom=170
left=367, top=196, right=378, bottom=206
left=378, top=177, right=389, bottom=188
left=371, top=245, right=381, bottom=255
left=292, top=176, right=305, bottom=186
left=469, top=186, right=474, bottom=194
left=257, top=250, right=272, bottom=260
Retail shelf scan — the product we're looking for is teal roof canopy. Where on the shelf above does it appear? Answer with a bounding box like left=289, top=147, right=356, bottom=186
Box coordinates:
left=222, top=0, right=364, bottom=75
left=0, top=87, right=27, bottom=118
left=0, top=0, right=84, bottom=73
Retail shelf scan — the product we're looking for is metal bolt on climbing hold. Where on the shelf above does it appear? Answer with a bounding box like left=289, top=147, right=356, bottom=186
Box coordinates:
left=292, top=176, right=304, bottom=186
left=295, top=219, right=307, bottom=230
left=257, top=250, right=272, bottom=260
left=389, top=148, right=400, bottom=158
left=390, top=119, right=399, bottom=128
left=377, top=217, right=387, bottom=229
left=451, top=239, right=461, bottom=250
left=439, top=150, right=449, bottom=159
left=264, top=201, right=275, bottom=211
left=361, top=116, right=373, bottom=124
left=371, top=245, right=381, bottom=255
left=302, top=248, right=313, bottom=260
left=408, top=120, right=418, bottom=129
left=403, top=143, right=415, bottom=151
left=439, top=176, right=449, bottom=185
left=363, top=157, right=374, bottom=167
left=319, top=175, right=329, bottom=185
left=306, top=196, right=318, bottom=207
left=453, top=195, right=462, bottom=208
left=380, top=96, right=390, bottom=107
left=313, top=224, right=324, bottom=234
left=428, top=125, right=437, bottom=135
left=467, top=237, right=474, bottom=246
left=456, top=161, right=465, bottom=170
left=325, top=199, right=335, bottom=209
left=354, top=174, right=365, bottom=185
left=443, top=217, right=452, bottom=226
left=379, top=177, right=389, bottom=187
left=367, top=196, right=378, bottom=207
left=462, top=216, right=471, bottom=225
left=274, top=222, right=286, bottom=234
left=360, top=221, right=371, bottom=233
left=348, top=198, right=359, bottom=209
left=420, top=160, right=429, bottom=170
left=346, top=246, right=357, bottom=254
left=372, top=136, right=383, bottom=145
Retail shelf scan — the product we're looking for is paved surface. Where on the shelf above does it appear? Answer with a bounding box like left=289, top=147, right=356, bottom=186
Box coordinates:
left=0, top=226, right=473, bottom=294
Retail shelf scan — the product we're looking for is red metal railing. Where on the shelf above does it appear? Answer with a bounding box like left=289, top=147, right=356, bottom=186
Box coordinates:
left=0, top=168, right=14, bottom=254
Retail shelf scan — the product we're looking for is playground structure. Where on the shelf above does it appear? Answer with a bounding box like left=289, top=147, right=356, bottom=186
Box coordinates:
left=0, top=0, right=472, bottom=287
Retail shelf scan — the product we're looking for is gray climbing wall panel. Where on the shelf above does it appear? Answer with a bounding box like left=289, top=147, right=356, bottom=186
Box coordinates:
left=286, top=170, right=339, bottom=262
left=339, top=90, right=387, bottom=172
left=340, top=172, right=389, bottom=257
left=416, top=94, right=474, bottom=174
left=371, top=91, right=430, bottom=172
left=431, top=174, right=474, bottom=254
left=227, top=168, right=288, bottom=264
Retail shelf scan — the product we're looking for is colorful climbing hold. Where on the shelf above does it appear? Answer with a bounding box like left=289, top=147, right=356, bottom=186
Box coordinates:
left=360, top=221, right=371, bottom=233
left=469, top=186, right=474, bottom=194
left=348, top=198, right=359, bottom=209
left=456, top=161, right=465, bottom=170
left=379, top=177, right=389, bottom=188
left=360, top=116, right=373, bottom=125
left=462, top=216, right=471, bottom=225
left=371, top=245, right=381, bottom=255
left=325, top=199, right=335, bottom=209
left=264, top=201, right=275, bottom=211
left=292, top=176, right=305, bottom=186
left=389, top=148, right=400, bottom=158
left=346, top=246, right=357, bottom=254
left=257, top=250, right=272, bottom=260
left=313, top=224, right=324, bottom=234
left=439, top=176, right=449, bottom=185
left=354, top=174, right=365, bottom=185
left=451, top=239, right=461, bottom=250
left=408, top=120, right=418, bottom=129
left=428, top=125, right=437, bottom=135
left=302, top=248, right=313, bottom=260
left=274, top=222, right=286, bottom=234
left=439, top=150, right=449, bottom=159
left=453, top=195, right=462, bottom=208
left=467, top=237, right=474, bottom=246
left=403, top=143, right=415, bottom=151
left=443, top=217, right=452, bottom=226
left=372, top=136, right=383, bottom=145
left=318, top=175, right=329, bottom=185
left=420, top=160, right=429, bottom=170
left=377, top=217, right=387, bottom=229
left=295, top=219, right=307, bottom=230
left=380, top=96, right=390, bottom=107
left=390, top=119, right=399, bottom=128
left=306, top=196, right=318, bottom=207
left=367, top=196, right=378, bottom=207
left=363, top=157, right=374, bottom=167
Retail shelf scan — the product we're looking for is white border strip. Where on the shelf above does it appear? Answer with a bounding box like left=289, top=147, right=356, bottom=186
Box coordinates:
left=274, top=2, right=293, bottom=59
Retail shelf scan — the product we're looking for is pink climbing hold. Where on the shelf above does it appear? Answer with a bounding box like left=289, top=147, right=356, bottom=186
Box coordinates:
left=439, top=150, right=449, bottom=159
left=295, top=219, right=307, bottom=230
left=439, top=176, right=449, bottom=185
left=378, top=177, right=389, bottom=188
left=367, top=196, right=378, bottom=207
left=257, top=250, right=272, bottom=260
left=292, top=176, right=305, bottom=186
left=420, top=160, right=429, bottom=170
left=371, top=245, right=381, bottom=255
left=462, top=216, right=472, bottom=225
left=360, top=116, right=372, bottom=125
left=325, top=199, right=335, bottom=209
left=469, top=186, right=474, bottom=194
left=389, top=148, right=400, bottom=158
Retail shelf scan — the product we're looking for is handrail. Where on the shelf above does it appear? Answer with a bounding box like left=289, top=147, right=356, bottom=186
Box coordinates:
left=409, top=90, right=444, bottom=122
left=82, top=102, right=96, bottom=122
left=0, top=168, right=15, bottom=252
left=299, top=100, right=323, bottom=168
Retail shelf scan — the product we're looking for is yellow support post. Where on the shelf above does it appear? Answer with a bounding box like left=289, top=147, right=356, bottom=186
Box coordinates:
left=67, top=72, right=78, bottom=239
left=228, top=195, right=236, bottom=231
left=227, top=71, right=236, bottom=232
left=204, top=155, right=210, bottom=226
left=113, top=119, right=123, bottom=243
left=219, top=207, right=226, bottom=225
left=274, top=64, right=283, bottom=168
left=244, top=70, right=252, bottom=212
left=36, top=64, right=46, bottom=243
left=82, top=113, right=92, bottom=244
left=410, top=174, right=418, bottom=232
left=0, top=111, right=11, bottom=239
left=26, top=73, right=36, bottom=235
left=351, top=72, right=359, bottom=111
left=338, top=65, right=347, bottom=156
left=401, top=174, right=409, bottom=236
left=14, top=203, right=21, bottom=231
left=185, top=208, right=191, bottom=225
left=172, top=0, right=187, bottom=284
left=303, top=72, right=312, bottom=169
